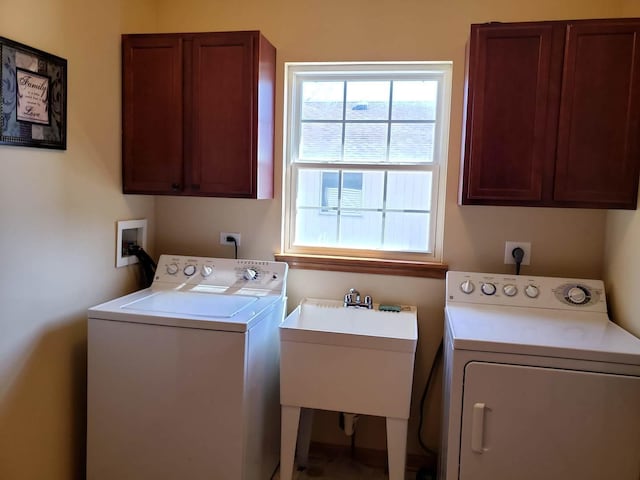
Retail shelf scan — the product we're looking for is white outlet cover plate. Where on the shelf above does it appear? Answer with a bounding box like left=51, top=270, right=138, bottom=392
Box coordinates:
left=504, top=241, right=531, bottom=265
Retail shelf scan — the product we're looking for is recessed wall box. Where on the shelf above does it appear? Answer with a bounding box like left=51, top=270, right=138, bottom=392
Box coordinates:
left=116, top=219, right=148, bottom=268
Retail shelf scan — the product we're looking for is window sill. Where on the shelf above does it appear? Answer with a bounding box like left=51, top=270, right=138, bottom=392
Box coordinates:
left=273, top=253, right=448, bottom=279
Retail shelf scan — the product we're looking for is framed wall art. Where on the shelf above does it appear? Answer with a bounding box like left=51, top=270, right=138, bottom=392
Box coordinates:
left=0, top=36, right=67, bottom=150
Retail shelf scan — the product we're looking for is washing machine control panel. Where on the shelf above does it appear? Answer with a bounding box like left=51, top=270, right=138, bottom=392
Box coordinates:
left=446, top=271, right=606, bottom=312
left=153, top=255, right=288, bottom=294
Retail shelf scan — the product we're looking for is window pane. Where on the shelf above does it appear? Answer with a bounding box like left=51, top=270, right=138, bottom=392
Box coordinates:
left=383, top=211, right=430, bottom=252
left=361, top=171, right=385, bottom=209
left=301, top=81, right=344, bottom=120
left=389, top=123, right=434, bottom=162
left=340, top=212, right=383, bottom=249
left=296, top=169, right=325, bottom=208
left=386, top=171, right=432, bottom=210
left=300, top=123, right=342, bottom=160
left=392, top=81, right=437, bottom=121
left=344, top=123, right=387, bottom=161
left=346, top=81, right=390, bottom=120
left=294, top=207, right=339, bottom=246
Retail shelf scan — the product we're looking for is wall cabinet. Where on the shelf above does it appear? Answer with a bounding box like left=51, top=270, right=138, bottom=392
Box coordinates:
left=460, top=19, right=640, bottom=209
left=122, top=31, right=275, bottom=198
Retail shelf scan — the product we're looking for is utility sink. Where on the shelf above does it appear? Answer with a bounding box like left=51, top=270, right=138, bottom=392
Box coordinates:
left=279, top=298, right=418, bottom=480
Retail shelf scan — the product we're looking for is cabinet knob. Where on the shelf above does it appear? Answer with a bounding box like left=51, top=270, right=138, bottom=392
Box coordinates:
left=171, top=183, right=181, bottom=191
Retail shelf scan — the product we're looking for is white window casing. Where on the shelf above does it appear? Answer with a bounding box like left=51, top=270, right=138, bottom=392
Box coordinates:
left=282, top=62, right=452, bottom=263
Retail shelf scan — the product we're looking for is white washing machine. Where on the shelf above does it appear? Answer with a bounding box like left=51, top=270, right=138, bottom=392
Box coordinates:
left=441, top=271, right=640, bottom=480
left=87, top=255, right=288, bottom=480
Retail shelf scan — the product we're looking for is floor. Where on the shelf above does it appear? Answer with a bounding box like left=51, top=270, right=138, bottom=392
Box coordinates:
left=272, top=452, right=427, bottom=480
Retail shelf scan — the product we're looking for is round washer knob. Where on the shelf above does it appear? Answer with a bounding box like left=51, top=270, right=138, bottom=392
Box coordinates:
left=244, top=268, right=257, bottom=280
left=460, top=280, right=475, bottom=294
left=184, top=264, right=196, bottom=276
left=503, top=284, right=518, bottom=297
left=481, top=282, right=497, bottom=295
left=166, top=263, right=179, bottom=275
left=524, top=284, right=540, bottom=298
left=201, top=265, right=213, bottom=277
left=567, top=286, right=589, bottom=304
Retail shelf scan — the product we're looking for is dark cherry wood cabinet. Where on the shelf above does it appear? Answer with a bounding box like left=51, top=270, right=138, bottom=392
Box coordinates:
left=122, top=31, right=275, bottom=198
left=460, top=19, right=640, bottom=209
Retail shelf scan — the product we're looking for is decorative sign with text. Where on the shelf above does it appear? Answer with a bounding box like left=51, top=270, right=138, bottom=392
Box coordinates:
left=0, top=37, right=66, bottom=149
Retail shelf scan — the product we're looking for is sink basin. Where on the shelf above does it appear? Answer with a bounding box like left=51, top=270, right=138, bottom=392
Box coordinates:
left=280, top=298, right=418, bottom=353
left=279, top=298, right=418, bottom=480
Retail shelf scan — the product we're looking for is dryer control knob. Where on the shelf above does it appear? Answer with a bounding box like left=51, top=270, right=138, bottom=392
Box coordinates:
left=184, top=264, right=196, bottom=276
left=567, top=286, right=589, bottom=305
left=201, top=265, right=213, bottom=277
left=524, top=284, right=540, bottom=298
left=166, top=263, right=179, bottom=275
left=460, top=280, right=475, bottom=294
left=481, top=282, right=497, bottom=295
left=503, top=284, right=518, bottom=297
left=244, top=268, right=257, bottom=280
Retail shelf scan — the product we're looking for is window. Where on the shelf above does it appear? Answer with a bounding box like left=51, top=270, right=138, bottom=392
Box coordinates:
left=282, top=62, right=452, bottom=264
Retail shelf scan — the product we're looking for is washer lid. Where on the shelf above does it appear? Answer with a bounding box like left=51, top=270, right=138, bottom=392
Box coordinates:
left=122, top=291, right=258, bottom=318
left=446, top=304, right=640, bottom=365
left=88, top=288, right=282, bottom=332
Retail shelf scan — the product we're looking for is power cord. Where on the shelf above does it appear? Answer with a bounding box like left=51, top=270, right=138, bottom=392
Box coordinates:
left=227, top=236, right=238, bottom=259
left=512, top=247, right=525, bottom=275
left=418, top=339, right=443, bottom=457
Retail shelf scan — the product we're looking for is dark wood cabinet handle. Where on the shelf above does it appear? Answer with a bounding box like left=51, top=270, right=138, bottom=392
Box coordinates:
left=171, top=183, right=181, bottom=191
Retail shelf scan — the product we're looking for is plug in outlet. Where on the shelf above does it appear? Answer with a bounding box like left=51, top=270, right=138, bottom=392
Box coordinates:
left=220, top=232, right=241, bottom=246
left=504, top=241, right=531, bottom=265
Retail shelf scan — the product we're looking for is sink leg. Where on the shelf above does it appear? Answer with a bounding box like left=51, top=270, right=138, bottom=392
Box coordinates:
left=296, top=408, right=314, bottom=469
left=386, top=417, right=408, bottom=480
left=280, top=405, right=301, bottom=480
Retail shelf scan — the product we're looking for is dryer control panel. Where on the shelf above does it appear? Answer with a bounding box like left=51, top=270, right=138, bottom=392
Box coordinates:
left=153, top=255, right=288, bottom=295
left=446, top=271, right=606, bottom=312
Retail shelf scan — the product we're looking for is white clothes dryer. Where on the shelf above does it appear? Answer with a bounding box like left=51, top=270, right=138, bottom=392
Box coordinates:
left=441, top=271, right=640, bottom=480
left=87, top=255, right=288, bottom=480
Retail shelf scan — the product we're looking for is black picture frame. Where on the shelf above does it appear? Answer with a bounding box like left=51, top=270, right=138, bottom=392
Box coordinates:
left=0, top=36, right=67, bottom=150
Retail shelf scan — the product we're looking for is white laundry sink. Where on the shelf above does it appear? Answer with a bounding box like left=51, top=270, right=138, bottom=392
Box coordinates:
left=279, top=298, right=418, bottom=480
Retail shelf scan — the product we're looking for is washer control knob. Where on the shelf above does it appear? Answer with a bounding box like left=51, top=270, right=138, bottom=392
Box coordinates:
left=184, top=264, right=197, bottom=276
left=460, top=280, right=475, bottom=294
left=567, top=286, right=589, bottom=305
left=201, top=265, right=213, bottom=277
left=166, top=263, right=179, bottom=275
left=503, top=284, right=518, bottom=297
left=244, top=268, right=257, bottom=281
left=524, top=284, right=540, bottom=298
left=481, top=282, right=497, bottom=295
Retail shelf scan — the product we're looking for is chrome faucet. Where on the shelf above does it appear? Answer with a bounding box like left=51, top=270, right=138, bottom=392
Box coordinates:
left=343, top=288, right=373, bottom=309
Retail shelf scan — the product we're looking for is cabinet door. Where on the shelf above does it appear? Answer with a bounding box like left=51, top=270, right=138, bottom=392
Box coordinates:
left=459, top=362, right=640, bottom=480
left=187, top=33, right=255, bottom=197
left=461, top=24, right=563, bottom=205
left=554, top=21, right=640, bottom=208
left=122, top=36, right=184, bottom=194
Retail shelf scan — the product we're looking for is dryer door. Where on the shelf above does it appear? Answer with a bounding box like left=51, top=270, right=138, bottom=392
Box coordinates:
left=459, top=361, right=640, bottom=480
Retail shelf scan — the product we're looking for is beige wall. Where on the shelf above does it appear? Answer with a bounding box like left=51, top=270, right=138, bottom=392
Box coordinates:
left=153, top=0, right=623, bottom=455
left=0, top=1, right=157, bottom=479
left=604, top=0, right=640, bottom=338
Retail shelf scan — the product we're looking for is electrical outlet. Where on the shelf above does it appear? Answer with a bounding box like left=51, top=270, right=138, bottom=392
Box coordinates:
left=504, top=241, right=531, bottom=265
left=220, top=232, right=241, bottom=246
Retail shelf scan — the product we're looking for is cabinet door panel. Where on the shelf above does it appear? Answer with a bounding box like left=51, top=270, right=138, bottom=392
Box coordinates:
left=189, top=33, right=254, bottom=196
left=123, top=36, right=183, bottom=194
left=462, top=25, right=560, bottom=204
left=459, top=362, right=640, bottom=480
left=555, top=23, right=640, bottom=208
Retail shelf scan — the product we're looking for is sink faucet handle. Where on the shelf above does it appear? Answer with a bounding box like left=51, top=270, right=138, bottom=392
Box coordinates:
left=364, top=295, right=373, bottom=309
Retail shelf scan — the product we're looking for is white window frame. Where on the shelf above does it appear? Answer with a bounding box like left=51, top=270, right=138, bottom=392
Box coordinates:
left=282, top=62, right=452, bottom=263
